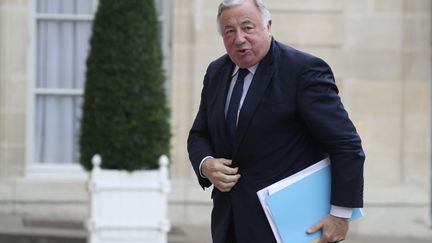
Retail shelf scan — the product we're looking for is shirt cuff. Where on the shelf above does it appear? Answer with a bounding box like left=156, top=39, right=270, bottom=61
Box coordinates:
left=199, top=156, right=214, bottom=178
left=330, top=205, right=353, bottom=219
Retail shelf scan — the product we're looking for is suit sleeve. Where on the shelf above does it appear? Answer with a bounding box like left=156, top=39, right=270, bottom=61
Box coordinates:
left=187, top=70, right=213, bottom=189
left=297, top=57, right=365, bottom=208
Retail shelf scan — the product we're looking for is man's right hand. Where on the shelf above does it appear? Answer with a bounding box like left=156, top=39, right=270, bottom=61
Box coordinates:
left=201, top=158, right=241, bottom=192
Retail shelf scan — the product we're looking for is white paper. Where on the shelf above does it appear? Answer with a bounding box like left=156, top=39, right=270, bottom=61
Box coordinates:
left=257, top=186, right=283, bottom=242
left=267, top=158, right=330, bottom=195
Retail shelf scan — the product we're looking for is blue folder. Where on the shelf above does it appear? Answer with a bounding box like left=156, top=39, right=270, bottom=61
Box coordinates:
left=265, top=163, right=363, bottom=243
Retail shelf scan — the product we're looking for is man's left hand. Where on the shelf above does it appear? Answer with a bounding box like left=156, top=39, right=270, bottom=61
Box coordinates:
left=307, top=214, right=349, bottom=243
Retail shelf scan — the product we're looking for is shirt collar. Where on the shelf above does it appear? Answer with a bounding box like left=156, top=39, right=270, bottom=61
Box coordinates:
left=232, top=64, right=259, bottom=77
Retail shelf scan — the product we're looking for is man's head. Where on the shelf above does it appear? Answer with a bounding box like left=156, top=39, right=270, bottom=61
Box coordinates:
left=217, top=0, right=272, bottom=68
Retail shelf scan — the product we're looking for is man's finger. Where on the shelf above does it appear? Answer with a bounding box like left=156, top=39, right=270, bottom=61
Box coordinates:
left=311, top=215, right=348, bottom=243
left=219, top=173, right=241, bottom=183
left=202, top=158, right=232, bottom=176
left=215, top=179, right=240, bottom=192
left=307, top=221, right=323, bottom=234
left=217, top=181, right=237, bottom=191
left=221, top=166, right=239, bottom=175
left=220, top=159, right=232, bottom=166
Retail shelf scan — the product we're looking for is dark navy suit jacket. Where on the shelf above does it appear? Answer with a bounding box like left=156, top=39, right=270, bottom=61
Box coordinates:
left=187, top=40, right=365, bottom=243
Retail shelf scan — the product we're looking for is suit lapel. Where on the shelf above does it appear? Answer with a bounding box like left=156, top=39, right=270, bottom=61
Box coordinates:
left=214, top=58, right=235, bottom=156
left=234, top=42, right=277, bottom=155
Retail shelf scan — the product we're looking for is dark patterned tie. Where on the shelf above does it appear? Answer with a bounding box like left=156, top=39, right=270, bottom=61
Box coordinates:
left=226, top=68, right=249, bottom=144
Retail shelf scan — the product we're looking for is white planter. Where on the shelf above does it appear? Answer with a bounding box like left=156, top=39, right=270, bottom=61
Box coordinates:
left=87, top=155, right=170, bottom=243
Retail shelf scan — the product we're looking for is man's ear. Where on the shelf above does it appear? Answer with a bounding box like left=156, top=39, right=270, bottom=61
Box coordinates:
left=267, top=20, right=273, bottom=36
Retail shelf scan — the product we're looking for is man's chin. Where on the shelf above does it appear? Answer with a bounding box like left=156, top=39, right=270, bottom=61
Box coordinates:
left=233, top=58, right=256, bottom=68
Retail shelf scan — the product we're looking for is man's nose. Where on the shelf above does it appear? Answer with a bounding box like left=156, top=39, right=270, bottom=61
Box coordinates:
left=234, top=30, right=246, bottom=44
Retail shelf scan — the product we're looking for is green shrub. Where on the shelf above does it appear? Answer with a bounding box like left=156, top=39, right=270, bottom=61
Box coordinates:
left=79, top=0, right=170, bottom=171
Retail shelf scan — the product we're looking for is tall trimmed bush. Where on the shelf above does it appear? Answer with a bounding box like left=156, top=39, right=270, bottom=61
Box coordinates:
left=79, top=0, right=170, bottom=171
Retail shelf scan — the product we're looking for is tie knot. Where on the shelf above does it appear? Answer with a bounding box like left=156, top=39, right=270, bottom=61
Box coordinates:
left=237, top=68, right=249, bottom=80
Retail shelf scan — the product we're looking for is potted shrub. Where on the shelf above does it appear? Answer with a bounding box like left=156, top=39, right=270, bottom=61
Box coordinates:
left=79, top=1, right=170, bottom=243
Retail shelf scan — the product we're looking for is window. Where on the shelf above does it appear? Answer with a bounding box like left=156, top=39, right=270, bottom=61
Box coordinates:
left=27, top=0, right=171, bottom=175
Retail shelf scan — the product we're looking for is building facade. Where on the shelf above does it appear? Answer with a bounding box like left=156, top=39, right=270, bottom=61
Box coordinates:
left=0, top=0, right=431, bottom=238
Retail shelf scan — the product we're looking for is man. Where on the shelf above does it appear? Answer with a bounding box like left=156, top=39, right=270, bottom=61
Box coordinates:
left=187, top=0, right=365, bottom=242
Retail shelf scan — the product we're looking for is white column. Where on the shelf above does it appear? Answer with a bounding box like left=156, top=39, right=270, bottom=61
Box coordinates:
left=0, top=0, right=28, bottom=178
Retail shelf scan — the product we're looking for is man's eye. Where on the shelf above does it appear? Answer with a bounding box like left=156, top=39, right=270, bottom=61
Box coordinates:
left=244, top=26, right=254, bottom=32
left=224, top=29, right=234, bottom=35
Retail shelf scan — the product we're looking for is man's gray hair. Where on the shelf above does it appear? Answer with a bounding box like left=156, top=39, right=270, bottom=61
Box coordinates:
left=216, top=0, right=271, bottom=34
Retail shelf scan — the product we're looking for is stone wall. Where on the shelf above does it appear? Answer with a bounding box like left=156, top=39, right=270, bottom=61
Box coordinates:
left=169, top=0, right=432, bottom=236
left=170, top=0, right=431, bottom=191
left=344, top=0, right=430, bottom=188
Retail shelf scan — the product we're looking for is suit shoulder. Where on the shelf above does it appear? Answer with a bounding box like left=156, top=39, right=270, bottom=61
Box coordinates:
left=274, top=41, right=328, bottom=67
left=207, top=54, right=231, bottom=73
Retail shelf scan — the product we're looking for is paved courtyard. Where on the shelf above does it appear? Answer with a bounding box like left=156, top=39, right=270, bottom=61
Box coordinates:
left=0, top=224, right=431, bottom=243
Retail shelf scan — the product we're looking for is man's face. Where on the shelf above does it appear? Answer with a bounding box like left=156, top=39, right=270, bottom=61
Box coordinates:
left=219, top=0, right=272, bottom=68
